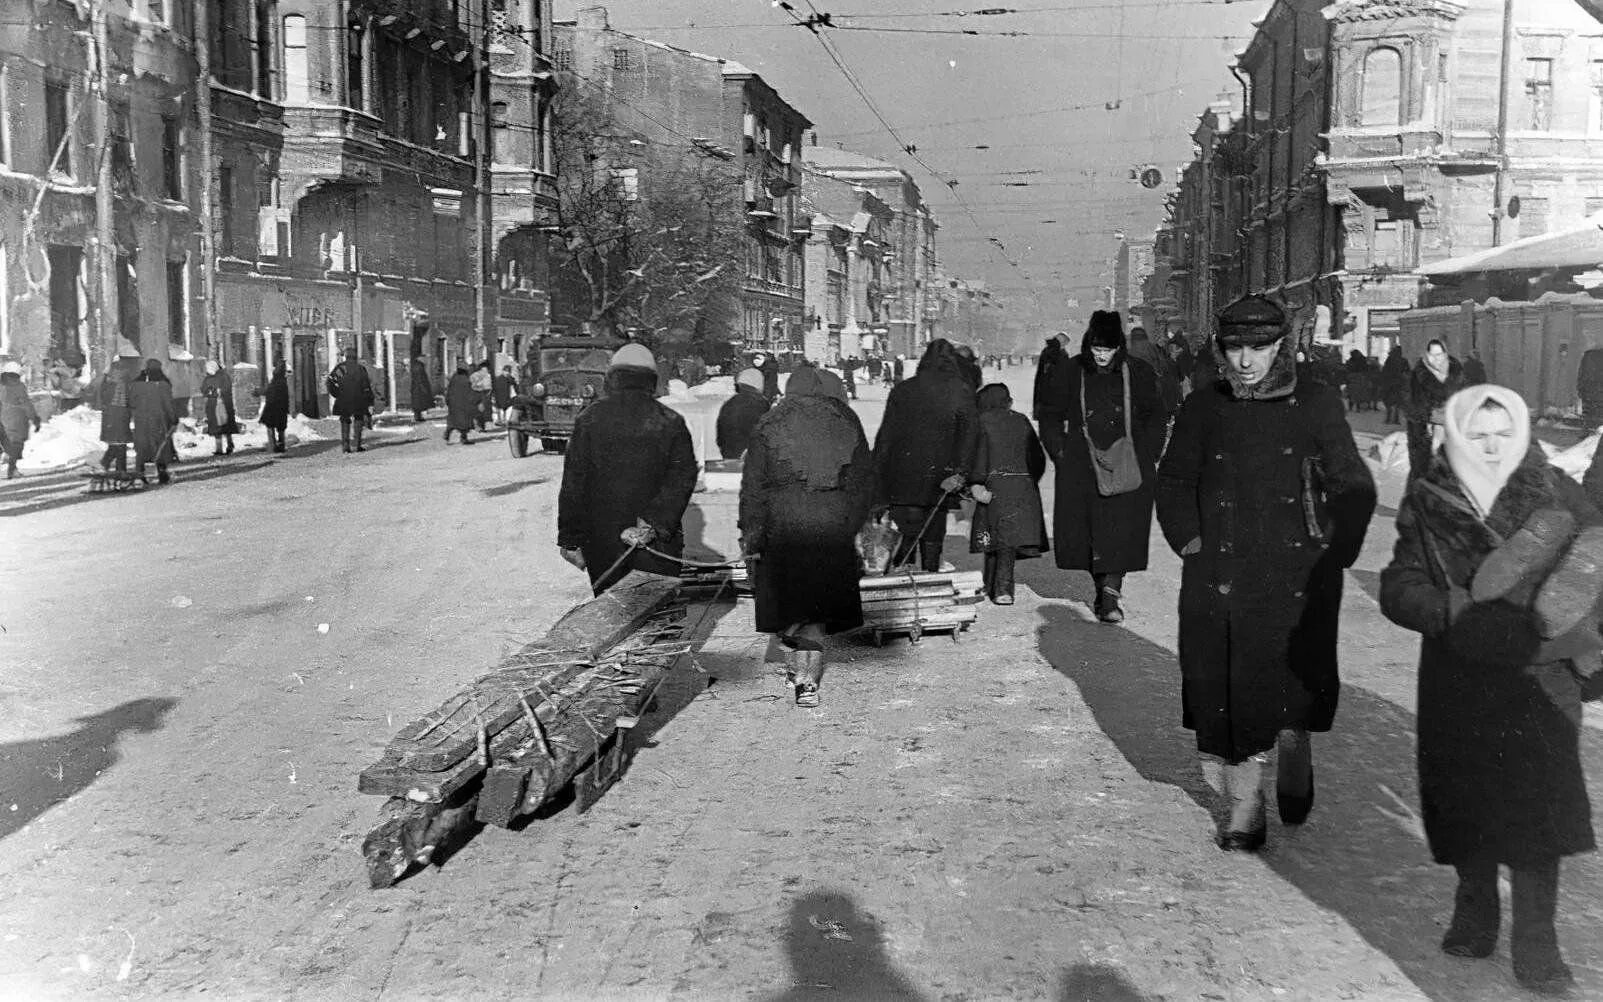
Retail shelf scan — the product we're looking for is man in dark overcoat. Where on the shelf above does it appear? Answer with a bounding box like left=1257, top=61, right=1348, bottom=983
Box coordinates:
left=558, top=344, right=698, bottom=594
left=716, top=367, right=771, bottom=459
left=1038, top=311, right=1166, bottom=623
left=409, top=357, right=434, bottom=422
left=871, top=339, right=979, bottom=572
left=129, top=359, right=178, bottom=483
left=1156, top=294, right=1375, bottom=852
left=326, top=347, right=375, bottom=453
left=1032, top=334, right=1067, bottom=419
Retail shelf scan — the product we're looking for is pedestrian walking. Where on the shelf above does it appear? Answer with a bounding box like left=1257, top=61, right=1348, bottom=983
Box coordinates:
left=492, top=365, right=518, bottom=424
left=1379, top=383, right=1596, bottom=995
left=890, top=355, right=905, bottom=385
left=1407, top=339, right=1467, bottom=481
left=1190, top=337, right=1220, bottom=396
left=953, top=343, right=983, bottom=390
left=1381, top=346, right=1409, bottom=424
left=740, top=364, right=874, bottom=707
left=1343, top=350, right=1376, bottom=412
left=866, top=355, right=884, bottom=383
left=326, top=348, right=375, bottom=453
left=1127, top=325, right=1180, bottom=419
left=1038, top=310, right=1166, bottom=624
left=755, top=352, right=781, bottom=400
left=97, top=357, right=135, bottom=474
left=840, top=356, right=860, bottom=400
left=1156, top=295, right=1376, bottom=852
left=410, top=357, right=434, bottom=423
left=1033, top=334, right=1068, bottom=420
left=968, top=383, right=1049, bottom=605
left=0, top=362, right=40, bottom=479
left=469, top=361, right=494, bottom=430
left=444, top=366, right=476, bottom=445
left=255, top=359, right=290, bottom=454
left=129, top=359, right=178, bottom=484
left=557, top=344, right=698, bottom=594
left=46, top=358, right=82, bottom=414
left=200, top=360, right=239, bottom=456
left=715, top=367, right=771, bottom=459
left=871, top=339, right=980, bottom=572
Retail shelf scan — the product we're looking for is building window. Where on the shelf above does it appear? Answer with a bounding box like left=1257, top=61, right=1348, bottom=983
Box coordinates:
left=117, top=251, right=140, bottom=350
left=162, top=116, right=183, bottom=200
left=1519, top=196, right=1549, bottom=235
left=166, top=259, right=188, bottom=347
left=491, top=100, right=510, bottom=162
left=1372, top=218, right=1416, bottom=269
left=148, top=0, right=168, bottom=23
left=612, top=47, right=631, bottom=71
left=1525, top=58, right=1553, bottom=131
left=347, top=22, right=365, bottom=112
left=217, top=165, right=235, bottom=254
left=110, top=100, right=134, bottom=195
left=283, top=14, right=309, bottom=104
left=47, top=245, right=84, bottom=368
left=255, top=1, right=276, bottom=98
left=1359, top=47, right=1403, bottom=126
left=44, top=80, right=71, bottom=177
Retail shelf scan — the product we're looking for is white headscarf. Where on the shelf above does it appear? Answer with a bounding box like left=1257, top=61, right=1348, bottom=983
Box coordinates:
left=1441, top=383, right=1530, bottom=519
left=204, top=359, right=220, bottom=375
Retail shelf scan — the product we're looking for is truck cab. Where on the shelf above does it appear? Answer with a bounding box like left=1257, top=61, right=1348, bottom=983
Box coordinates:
left=506, top=337, right=622, bottom=456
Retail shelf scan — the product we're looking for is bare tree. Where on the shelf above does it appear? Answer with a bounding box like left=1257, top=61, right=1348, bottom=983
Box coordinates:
left=548, top=87, right=744, bottom=354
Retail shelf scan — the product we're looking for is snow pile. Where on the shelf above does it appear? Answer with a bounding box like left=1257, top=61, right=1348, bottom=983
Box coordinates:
left=689, top=376, right=736, bottom=399
left=15, top=406, right=104, bottom=472
left=662, top=379, right=697, bottom=403
left=1541, top=432, right=1598, bottom=482
left=171, top=413, right=325, bottom=459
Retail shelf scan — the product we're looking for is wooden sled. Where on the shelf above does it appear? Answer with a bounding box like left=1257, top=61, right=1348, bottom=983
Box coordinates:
left=83, top=470, right=150, bottom=494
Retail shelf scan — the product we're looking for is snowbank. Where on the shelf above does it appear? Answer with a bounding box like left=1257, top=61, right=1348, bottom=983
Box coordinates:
left=171, top=413, right=324, bottom=461
left=15, top=407, right=326, bottom=472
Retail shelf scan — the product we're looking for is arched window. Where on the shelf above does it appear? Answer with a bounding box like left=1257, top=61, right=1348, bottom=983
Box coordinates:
left=1360, top=47, right=1403, bottom=126
left=282, top=14, right=308, bottom=104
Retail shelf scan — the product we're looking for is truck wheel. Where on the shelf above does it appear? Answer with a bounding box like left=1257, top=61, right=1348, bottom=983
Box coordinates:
left=509, top=429, right=529, bottom=458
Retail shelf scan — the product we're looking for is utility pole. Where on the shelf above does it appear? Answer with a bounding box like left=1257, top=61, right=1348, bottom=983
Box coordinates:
left=473, top=0, right=493, bottom=364
left=195, top=0, right=215, bottom=357
left=1491, top=0, right=1515, bottom=247
left=90, top=0, right=114, bottom=374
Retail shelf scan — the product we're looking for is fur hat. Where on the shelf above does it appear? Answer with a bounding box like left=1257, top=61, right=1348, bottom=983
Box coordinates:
left=1217, top=295, right=1287, bottom=348
left=609, top=342, right=657, bottom=373
left=736, top=367, right=764, bottom=393
left=1085, top=310, right=1125, bottom=350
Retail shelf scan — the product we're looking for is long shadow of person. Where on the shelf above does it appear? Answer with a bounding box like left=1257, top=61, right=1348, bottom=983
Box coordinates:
left=0, top=697, right=178, bottom=840
left=1032, top=602, right=1602, bottom=1001
left=1058, top=962, right=1150, bottom=1001
left=767, top=890, right=925, bottom=1001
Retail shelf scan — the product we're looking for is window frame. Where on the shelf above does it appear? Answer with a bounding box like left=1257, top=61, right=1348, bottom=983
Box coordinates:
left=1524, top=57, right=1554, bottom=132
left=162, top=115, right=183, bottom=201
left=166, top=258, right=189, bottom=349
left=44, top=78, right=73, bottom=179
left=282, top=13, right=310, bottom=105
left=1358, top=45, right=1404, bottom=127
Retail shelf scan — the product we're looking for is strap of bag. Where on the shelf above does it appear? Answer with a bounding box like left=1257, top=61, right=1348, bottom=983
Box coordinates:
left=1078, top=360, right=1133, bottom=447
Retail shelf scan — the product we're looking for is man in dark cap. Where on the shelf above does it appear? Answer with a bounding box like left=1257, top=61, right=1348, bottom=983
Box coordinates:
left=1033, top=333, right=1067, bottom=420
left=326, top=347, right=375, bottom=453
left=1157, top=294, right=1375, bottom=853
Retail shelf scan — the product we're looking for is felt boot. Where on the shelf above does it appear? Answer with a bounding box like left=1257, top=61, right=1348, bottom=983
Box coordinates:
left=1534, top=526, right=1603, bottom=639
left=1442, top=859, right=1499, bottom=958
left=1471, top=508, right=1574, bottom=603
left=1512, top=861, right=1573, bottom=995
left=794, top=649, right=823, bottom=708
left=1275, top=728, right=1315, bottom=825
left=1218, top=756, right=1266, bottom=852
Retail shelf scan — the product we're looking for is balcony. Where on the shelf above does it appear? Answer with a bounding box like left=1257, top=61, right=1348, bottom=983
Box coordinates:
left=281, top=106, right=473, bottom=187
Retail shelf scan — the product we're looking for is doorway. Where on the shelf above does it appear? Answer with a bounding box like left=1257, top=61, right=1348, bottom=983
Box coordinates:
left=292, top=335, right=321, bottom=417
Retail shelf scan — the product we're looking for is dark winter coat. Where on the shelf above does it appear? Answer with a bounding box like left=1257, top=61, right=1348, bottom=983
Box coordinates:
left=258, top=371, right=290, bottom=430
left=327, top=360, right=374, bottom=419
left=1381, top=352, right=1409, bottom=408
left=98, top=365, right=134, bottom=446
left=410, top=363, right=434, bottom=410
left=1156, top=351, right=1376, bottom=761
left=760, top=357, right=780, bottom=399
left=557, top=368, right=698, bottom=592
left=1038, top=347, right=1166, bottom=574
left=444, top=371, right=476, bottom=431
left=969, top=388, right=1049, bottom=557
left=740, top=393, right=875, bottom=634
left=715, top=385, right=771, bottom=459
left=1462, top=355, right=1487, bottom=386
left=872, top=341, right=980, bottom=510
left=1407, top=358, right=1466, bottom=479
left=201, top=372, right=239, bottom=436
left=492, top=374, right=516, bottom=410
left=1379, top=448, right=1596, bottom=866
left=128, top=374, right=178, bottom=467
left=0, top=375, right=38, bottom=460
left=1190, top=340, right=1221, bottom=396
left=1127, top=335, right=1179, bottom=416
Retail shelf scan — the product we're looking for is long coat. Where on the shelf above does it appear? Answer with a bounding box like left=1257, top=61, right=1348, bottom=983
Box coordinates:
left=557, top=370, right=699, bottom=592
left=1156, top=364, right=1376, bottom=761
left=1038, top=350, right=1166, bottom=574
left=327, top=360, right=374, bottom=419
left=258, top=372, right=290, bottom=430
left=128, top=376, right=177, bottom=466
left=1033, top=341, right=1067, bottom=419
left=740, top=397, right=875, bottom=634
left=410, top=363, right=434, bottom=410
left=201, top=372, right=239, bottom=435
left=0, top=376, right=38, bottom=460
left=1406, top=358, right=1465, bottom=479
left=1379, top=449, right=1596, bottom=866
left=445, top=372, right=476, bottom=431
left=872, top=350, right=980, bottom=510
left=1380, top=353, right=1409, bottom=409
left=715, top=387, right=771, bottom=459
left=969, top=403, right=1049, bottom=556
left=98, top=368, right=133, bottom=446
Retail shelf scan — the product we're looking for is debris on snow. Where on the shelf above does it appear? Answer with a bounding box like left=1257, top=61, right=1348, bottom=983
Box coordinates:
left=169, top=596, right=193, bottom=609
left=316, top=623, right=330, bottom=634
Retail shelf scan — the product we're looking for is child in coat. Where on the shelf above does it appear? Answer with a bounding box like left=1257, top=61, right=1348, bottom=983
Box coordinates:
left=969, top=383, right=1050, bottom=603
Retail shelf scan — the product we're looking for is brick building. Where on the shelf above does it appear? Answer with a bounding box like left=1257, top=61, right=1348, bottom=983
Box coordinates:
left=799, top=162, right=894, bottom=363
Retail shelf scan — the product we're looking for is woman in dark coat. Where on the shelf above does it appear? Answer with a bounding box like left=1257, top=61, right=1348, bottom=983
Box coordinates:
left=557, top=344, right=699, bottom=594
left=255, top=359, right=290, bottom=453
left=129, top=359, right=178, bottom=483
left=1380, top=384, right=1595, bottom=994
left=1032, top=335, right=1067, bottom=420
left=740, top=365, right=875, bottom=707
left=968, top=383, right=1049, bottom=604
left=443, top=366, right=475, bottom=444
left=871, top=339, right=980, bottom=572
left=1039, top=310, right=1166, bottom=623
left=0, top=363, right=40, bottom=479
left=98, top=359, right=135, bottom=473
left=410, top=358, right=434, bottom=422
left=1406, top=339, right=1466, bottom=481
left=1381, top=347, right=1409, bottom=424
left=1157, top=295, right=1376, bottom=852
left=716, top=367, right=771, bottom=459
left=200, top=360, right=238, bottom=455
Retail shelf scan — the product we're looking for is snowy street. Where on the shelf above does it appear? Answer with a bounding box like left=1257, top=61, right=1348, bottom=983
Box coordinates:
left=1, top=366, right=1601, bottom=1002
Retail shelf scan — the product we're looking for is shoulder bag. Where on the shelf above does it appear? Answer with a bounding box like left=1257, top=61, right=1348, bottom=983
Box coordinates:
left=1080, top=361, right=1143, bottom=497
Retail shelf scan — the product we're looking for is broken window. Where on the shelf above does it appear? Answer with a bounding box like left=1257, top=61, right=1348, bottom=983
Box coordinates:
left=1525, top=58, right=1553, bottom=131
left=1360, top=47, right=1403, bottom=126
left=47, top=245, right=85, bottom=367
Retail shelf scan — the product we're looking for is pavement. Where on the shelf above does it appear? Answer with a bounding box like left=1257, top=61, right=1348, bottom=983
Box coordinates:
left=0, top=366, right=1599, bottom=1002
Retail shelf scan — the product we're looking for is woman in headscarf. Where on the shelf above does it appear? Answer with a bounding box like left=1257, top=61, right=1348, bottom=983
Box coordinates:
left=1407, top=339, right=1466, bottom=481
left=1158, top=295, right=1375, bottom=852
left=1380, top=385, right=1598, bottom=995
left=200, top=359, right=239, bottom=455
left=740, top=364, right=875, bottom=708
left=1039, top=310, right=1166, bottom=623
left=254, top=358, right=290, bottom=453
left=0, top=361, right=40, bottom=479
left=968, top=383, right=1049, bottom=604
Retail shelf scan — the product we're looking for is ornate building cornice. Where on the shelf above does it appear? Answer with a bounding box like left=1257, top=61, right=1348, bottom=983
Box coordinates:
left=1323, top=0, right=1466, bottom=24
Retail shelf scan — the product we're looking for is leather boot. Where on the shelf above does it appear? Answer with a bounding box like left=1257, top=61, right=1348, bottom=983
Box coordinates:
left=354, top=424, right=366, bottom=452
left=1512, top=860, right=1573, bottom=994
left=1442, top=859, right=1499, bottom=958
left=1275, top=728, right=1315, bottom=825
left=340, top=424, right=351, bottom=453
